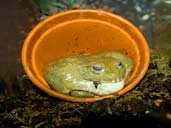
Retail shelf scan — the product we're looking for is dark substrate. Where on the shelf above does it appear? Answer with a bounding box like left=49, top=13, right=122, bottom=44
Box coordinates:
left=0, top=52, right=171, bottom=128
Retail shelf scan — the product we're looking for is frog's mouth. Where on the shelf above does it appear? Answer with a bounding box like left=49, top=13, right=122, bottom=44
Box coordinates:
left=74, top=79, right=125, bottom=96
left=91, top=80, right=125, bottom=95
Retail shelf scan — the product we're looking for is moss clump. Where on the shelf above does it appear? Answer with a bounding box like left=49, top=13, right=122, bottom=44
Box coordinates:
left=148, top=51, right=171, bottom=81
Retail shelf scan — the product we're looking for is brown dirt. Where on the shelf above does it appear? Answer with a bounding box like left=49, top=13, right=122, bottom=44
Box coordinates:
left=0, top=52, right=171, bottom=128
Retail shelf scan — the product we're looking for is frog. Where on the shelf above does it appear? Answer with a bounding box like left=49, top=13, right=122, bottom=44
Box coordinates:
left=44, top=51, right=134, bottom=98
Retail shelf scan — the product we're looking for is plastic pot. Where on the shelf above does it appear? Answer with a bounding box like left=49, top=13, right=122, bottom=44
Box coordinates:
left=22, top=9, right=150, bottom=102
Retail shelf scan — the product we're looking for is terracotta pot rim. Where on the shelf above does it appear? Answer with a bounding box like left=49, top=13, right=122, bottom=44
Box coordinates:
left=22, top=9, right=150, bottom=102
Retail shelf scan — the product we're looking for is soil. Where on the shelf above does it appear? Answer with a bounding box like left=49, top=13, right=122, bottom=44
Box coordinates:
left=0, top=0, right=171, bottom=128
left=0, top=52, right=171, bottom=128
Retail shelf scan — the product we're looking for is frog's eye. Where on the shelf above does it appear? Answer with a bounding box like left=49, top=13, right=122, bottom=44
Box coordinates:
left=91, top=65, right=104, bottom=73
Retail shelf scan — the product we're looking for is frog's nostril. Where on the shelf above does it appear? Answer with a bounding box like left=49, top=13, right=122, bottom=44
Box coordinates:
left=93, top=81, right=101, bottom=88
left=116, top=61, right=122, bottom=69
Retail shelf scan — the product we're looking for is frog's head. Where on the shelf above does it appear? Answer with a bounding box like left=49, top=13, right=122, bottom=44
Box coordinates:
left=79, top=57, right=128, bottom=91
left=44, top=51, right=133, bottom=97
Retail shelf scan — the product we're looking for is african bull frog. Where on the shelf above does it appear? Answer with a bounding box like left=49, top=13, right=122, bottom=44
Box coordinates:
left=44, top=51, right=134, bottom=97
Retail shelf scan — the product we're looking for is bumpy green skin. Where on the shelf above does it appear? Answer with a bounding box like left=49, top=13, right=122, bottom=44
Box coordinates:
left=44, top=51, right=133, bottom=97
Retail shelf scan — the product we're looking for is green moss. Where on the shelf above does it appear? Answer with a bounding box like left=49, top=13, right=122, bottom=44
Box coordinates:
left=33, top=0, right=88, bottom=15
left=121, top=90, right=144, bottom=101
left=148, top=51, right=171, bottom=81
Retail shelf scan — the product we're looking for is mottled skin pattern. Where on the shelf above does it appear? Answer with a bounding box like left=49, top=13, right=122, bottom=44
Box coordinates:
left=44, top=51, right=133, bottom=97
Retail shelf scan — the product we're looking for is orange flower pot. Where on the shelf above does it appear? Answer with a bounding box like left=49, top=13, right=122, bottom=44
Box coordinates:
left=22, top=9, right=150, bottom=102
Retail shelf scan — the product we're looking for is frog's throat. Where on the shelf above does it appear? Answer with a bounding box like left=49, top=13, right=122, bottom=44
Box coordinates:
left=77, top=79, right=125, bottom=95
